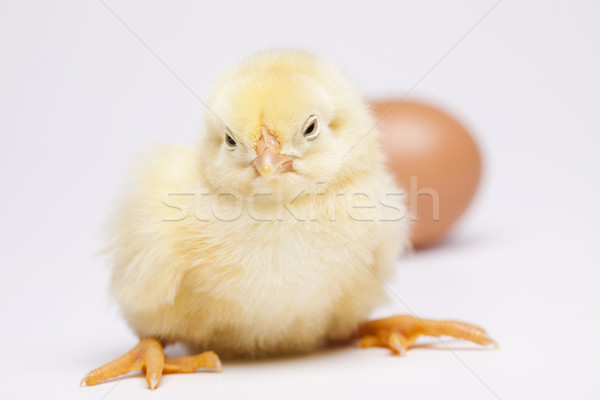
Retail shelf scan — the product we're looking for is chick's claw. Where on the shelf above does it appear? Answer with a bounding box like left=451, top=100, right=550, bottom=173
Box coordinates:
left=358, top=315, right=497, bottom=355
left=80, top=338, right=221, bottom=390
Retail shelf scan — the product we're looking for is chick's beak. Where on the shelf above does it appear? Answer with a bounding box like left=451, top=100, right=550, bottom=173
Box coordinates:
left=252, top=132, right=295, bottom=177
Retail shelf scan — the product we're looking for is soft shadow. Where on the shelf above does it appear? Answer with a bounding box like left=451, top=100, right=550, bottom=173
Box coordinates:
left=411, top=230, right=497, bottom=256
left=223, top=344, right=353, bottom=368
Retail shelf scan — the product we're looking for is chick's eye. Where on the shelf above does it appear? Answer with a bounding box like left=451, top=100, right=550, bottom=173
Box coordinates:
left=304, top=122, right=315, bottom=135
left=303, top=116, right=320, bottom=140
left=225, top=133, right=236, bottom=147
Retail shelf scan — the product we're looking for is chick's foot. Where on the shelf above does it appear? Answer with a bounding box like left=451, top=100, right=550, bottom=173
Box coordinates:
left=358, top=315, right=497, bottom=355
left=80, top=338, right=221, bottom=390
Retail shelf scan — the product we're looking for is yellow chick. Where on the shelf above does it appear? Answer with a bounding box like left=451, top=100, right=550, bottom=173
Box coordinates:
left=82, top=50, right=495, bottom=390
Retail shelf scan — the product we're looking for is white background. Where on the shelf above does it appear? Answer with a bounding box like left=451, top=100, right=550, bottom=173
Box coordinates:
left=1, top=0, right=599, bottom=399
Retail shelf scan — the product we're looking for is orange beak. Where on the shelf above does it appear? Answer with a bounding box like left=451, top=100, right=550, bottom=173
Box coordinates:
left=252, top=131, right=295, bottom=177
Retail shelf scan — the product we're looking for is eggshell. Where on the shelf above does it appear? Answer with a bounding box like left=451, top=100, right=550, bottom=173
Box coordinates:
left=370, top=100, right=482, bottom=248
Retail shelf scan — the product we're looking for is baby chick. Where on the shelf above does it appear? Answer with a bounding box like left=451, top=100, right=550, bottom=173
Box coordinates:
left=82, top=50, right=495, bottom=390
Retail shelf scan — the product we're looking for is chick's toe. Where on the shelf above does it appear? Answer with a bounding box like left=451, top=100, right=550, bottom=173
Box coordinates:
left=81, top=338, right=221, bottom=390
left=358, top=315, right=497, bottom=355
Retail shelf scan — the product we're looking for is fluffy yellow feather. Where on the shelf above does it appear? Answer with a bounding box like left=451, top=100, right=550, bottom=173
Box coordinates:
left=110, top=50, right=408, bottom=357
left=82, top=50, right=493, bottom=390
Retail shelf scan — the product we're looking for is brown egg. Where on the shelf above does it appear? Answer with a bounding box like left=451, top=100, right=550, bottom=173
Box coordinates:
left=370, top=100, right=482, bottom=249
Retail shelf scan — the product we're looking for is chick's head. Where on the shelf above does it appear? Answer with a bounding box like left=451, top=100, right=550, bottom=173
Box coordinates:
left=199, top=51, right=381, bottom=201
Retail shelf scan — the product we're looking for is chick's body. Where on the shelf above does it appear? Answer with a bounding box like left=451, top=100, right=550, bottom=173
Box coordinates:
left=108, top=51, right=410, bottom=359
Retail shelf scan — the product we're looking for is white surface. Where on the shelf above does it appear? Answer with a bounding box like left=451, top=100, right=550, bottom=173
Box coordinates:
left=1, top=0, right=599, bottom=399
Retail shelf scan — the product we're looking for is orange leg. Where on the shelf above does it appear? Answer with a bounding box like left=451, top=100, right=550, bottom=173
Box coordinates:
left=80, top=338, right=221, bottom=390
left=358, top=315, right=497, bottom=355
